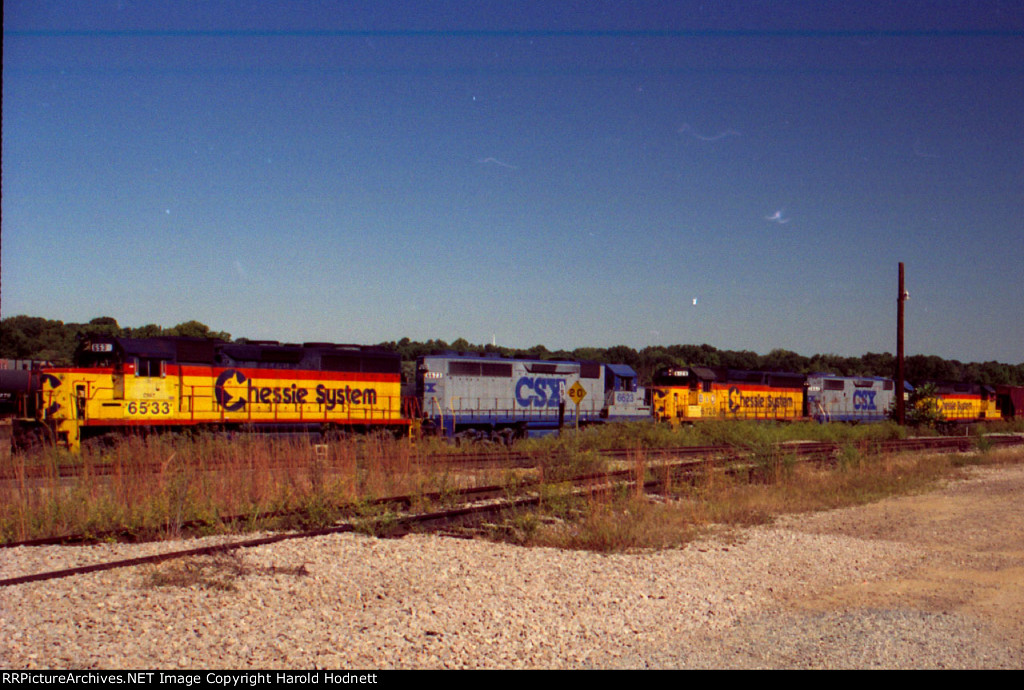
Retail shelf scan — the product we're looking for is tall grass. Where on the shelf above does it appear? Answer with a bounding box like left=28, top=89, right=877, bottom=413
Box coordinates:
left=516, top=419, right=909, bottom=452
left=0, top=431, right=487, bottom=543
left=488, top=434, right=1024, bottom=553
left=4, top=420, right=1022, bottom=548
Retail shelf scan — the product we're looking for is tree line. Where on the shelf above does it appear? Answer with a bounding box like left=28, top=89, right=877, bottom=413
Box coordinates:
left=0, top=316, right=231, bottom=363
left=3, top=315, right=1023, bottom=386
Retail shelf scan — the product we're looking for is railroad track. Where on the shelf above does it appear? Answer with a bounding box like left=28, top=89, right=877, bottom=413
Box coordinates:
left=4, top=433, right=1018, bottom=481
left=4, top=435, right=1020, bottom=547
left=4, top=434, right=1022, bottom=588
left=428, top=434, right=1024, bottom=467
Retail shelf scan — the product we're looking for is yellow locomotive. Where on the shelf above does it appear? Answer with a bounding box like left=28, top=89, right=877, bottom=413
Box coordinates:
left=38, top=336, right=407, bottom=450
left=930, top=382, right=1002, bottom=422
left=650, top=367, right=805, bottom=424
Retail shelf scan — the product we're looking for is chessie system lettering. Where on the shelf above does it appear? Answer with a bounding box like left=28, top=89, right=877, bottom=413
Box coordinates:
left=214, top=369, right=377, bottom=411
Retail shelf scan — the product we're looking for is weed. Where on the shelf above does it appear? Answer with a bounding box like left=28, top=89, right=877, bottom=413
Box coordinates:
left=837, top=443, right=864, bottom=472
left=144, top=548, right=311, bottom=591
left=145, top=550, right=247, bottom=592
left=4, top=422, right=1023, bottom=552
left=973, top=434, right=993, bottom=454
left=351, top=507, right=403, bottom=538
left=493, top=443, right=1024, bottom=554
left=511, top=511, right=541, bottom=540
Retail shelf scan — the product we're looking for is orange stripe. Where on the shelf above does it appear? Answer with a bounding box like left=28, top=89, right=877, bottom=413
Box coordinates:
left=172, top=364, right=398, bottom=382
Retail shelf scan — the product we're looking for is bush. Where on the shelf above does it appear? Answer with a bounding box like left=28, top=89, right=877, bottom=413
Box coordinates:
left=903, top=383, right=945, bottom=430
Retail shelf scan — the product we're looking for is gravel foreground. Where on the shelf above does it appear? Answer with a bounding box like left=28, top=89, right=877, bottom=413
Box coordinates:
left=3, top=462, right=1023, bottom=669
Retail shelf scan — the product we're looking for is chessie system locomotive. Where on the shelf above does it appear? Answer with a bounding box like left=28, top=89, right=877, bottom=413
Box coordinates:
left=2, top=335, right=1022, bottom=451
left=4, top=336, right=407, bottom=451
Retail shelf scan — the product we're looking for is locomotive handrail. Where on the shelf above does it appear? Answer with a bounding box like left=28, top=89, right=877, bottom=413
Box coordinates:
left=431, top=396, right=445, bottom=433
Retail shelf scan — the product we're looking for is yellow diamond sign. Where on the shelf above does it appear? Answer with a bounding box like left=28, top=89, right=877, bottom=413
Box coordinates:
left=567, top=381, right=587, bottom=405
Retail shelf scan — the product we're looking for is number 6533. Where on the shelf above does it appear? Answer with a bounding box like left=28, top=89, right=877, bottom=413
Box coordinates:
left=126, top=401, right=172, bottom=415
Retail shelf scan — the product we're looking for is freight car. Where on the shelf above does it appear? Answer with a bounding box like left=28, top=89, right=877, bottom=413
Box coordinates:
left=30, top=336, right=407, bottom=451
left=1, top=360, right=49, bottom=456
left=0, top=361, right=44, bottom=419
left=995, top=385, right=1024, bottom=420
left=416, top=352, right=651, bottom=440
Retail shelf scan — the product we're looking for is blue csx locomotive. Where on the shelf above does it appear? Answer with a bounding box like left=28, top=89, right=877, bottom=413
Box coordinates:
left=415, top=353, right=650, bottom=441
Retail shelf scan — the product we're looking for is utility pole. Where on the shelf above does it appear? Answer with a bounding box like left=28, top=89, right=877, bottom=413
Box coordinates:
left=896, top=262, right=907, bottom=425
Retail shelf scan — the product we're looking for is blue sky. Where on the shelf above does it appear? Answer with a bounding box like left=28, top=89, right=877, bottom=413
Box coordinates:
left=3, top=1, right=1023, bottom=363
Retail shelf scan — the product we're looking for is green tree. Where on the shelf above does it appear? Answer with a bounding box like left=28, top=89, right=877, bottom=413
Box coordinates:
left=762, top=348, right=807, bottom=373
left=450, top=337, right=472, bottom=353
left=0, top=316, right=74, bottom=362
left=604, top=345, right=639, bottom=368
left=719, top=349, right=759, bottom=370
left=166, top=321, right=230, bottom=341
left=571, top=347, right=605, bottom=362
left=906, top=354, right=957, bottom=382
left=128, top=324, right=166, bottom=338
left=636, top=347, right=682, bottom=384
left=672, top=344, right=720, bottom=367
left=903, top=382, right=944, bottom=429
left=518, top=344, right=551, bottom=360
left=80, top=316, right=123, bottom=337
left=860, top=352, right=895, bottom=378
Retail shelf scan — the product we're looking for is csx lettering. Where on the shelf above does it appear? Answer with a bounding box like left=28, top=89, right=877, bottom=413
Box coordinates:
left=853, top=390, right=877, bottom=410
left=515, top=377, right=565, bottom=408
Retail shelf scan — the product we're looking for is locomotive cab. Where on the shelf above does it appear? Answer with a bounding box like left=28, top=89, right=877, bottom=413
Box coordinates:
left=602, top=364, right=649, bottom=420
left=650, top=366, right=715, bottom=423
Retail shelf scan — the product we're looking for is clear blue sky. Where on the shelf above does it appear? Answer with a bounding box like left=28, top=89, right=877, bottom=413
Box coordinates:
left=3, top=1, right=1022, bottom=363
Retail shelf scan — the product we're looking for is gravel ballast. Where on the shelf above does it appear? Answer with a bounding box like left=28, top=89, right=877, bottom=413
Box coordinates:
left=3, top=463, right=1023, bottom=669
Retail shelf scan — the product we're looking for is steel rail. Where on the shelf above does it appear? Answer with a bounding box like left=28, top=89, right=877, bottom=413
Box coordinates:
left=3, top=434, right=1021, bottom=585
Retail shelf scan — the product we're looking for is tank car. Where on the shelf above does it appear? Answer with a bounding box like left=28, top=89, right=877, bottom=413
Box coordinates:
left=1, top=360, right=48, bottom=455
left=415, top=352, right=650, bottom=440
left=0, top=362, right=41, bottom=419
left=37, top=336, right=407, bottom=450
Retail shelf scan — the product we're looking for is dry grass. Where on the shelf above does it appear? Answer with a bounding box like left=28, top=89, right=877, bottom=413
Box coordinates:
left=0, top=431, right=488, bottom=543
left=143, top=548, right=309, bottom=591
left=3, top=425, right=1022, bottom=551
left=496, top=443, right=1024, bottom=553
